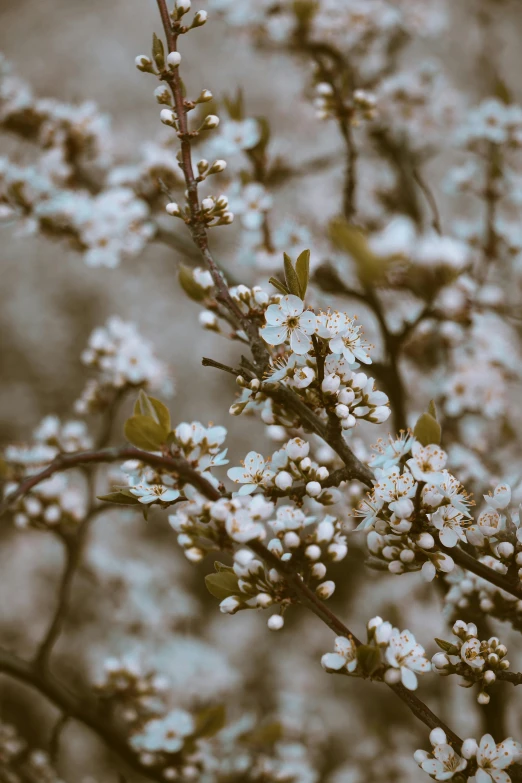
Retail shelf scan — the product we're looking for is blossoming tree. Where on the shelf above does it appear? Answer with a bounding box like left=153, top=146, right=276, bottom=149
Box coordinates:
left=1, top=0, right=522, bottom=781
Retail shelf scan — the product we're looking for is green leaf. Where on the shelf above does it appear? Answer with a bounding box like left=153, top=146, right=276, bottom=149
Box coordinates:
left=414, top=412, right=441, bottom=446
left=214, top=561, right=234, bottom=573
left=435, top=638, right=460, bottom=655
left=250, top=116, right=271, bottom=155
left=152, top=33, right=165, bottom=70
left=178, top=263, right=208, bottom=301
left=243, top=722, right=283, bottom=746
left=269, top=276, right=290, bottom=296
left=329, top=217, right=388, bottom=287
left=97, top=491, right=141, bottom=506
left=428, top=399, right=437, bottom=420
left=193, top=705, right=226, bottom=739
left=356, top=644, right=382, bottom=676
left=124, top=415, right=168, bottom=451
left=283, top=253, right=301, bottom=297
left=204, top=571, right=240, bottom=600
left=134, top=391, right=171, bottom=432
left=295, top=249, right=310, bottom=299
left=223, top=88, right=244, bottom=121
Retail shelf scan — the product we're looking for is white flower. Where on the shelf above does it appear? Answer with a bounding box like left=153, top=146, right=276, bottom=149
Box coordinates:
left=475, top=734, right=522, bottom=783
left=484, top=484, right=511, bottom=511
left=226, top=507, right=266, bottom=543
left=129, top=484, right=180, bottom=504
left=407, top=442, right=447, bottom=483
left=209, top=118, right=261, bottom=156
left=431, top=506, right=467, bottom=548
left=227, top=451, right=274, bottom=495
left=261, top=296, right=317, bottom=355
left=478, top=508, right=504, bottom=538
left=327, top=316, right=372, bottom=365
left=418, top=743, right=467, bottom=781
left=460, top=638, right=485, bottom=671
left=321, top=636, right=358, bottom=673
left=130, top=709, right=194, bottom=753
left=384, top=629, right=431, bottom=690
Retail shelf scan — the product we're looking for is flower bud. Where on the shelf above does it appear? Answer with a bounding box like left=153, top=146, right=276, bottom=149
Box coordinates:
left=477, top=691, right=490, bottom=705
left=176, top=0, right=191, bottom=12
left=201, top=197, right=214, bottom=212
left=417, top=532, right=435, bottom=549
left=286, top=438, right=309, bottom=460
left=284, top=531, right=301, bottom=549
left=316, top=580, right=335, bottom=599
left=335, top=403, right=350, bottom=419
left=414, top=750, right=429, bottom=764
left=166, top=202, right=181, bottom=216
left=154, top=85, right=171, bottom=104
left=267, top=614, right=284, bottom=631
left=340, top=414, right=357, bottom=429
left=312, top=562, right=327, bottom=579
left=497, top=541, right=514, bottom=558
left=275, top=471, right=293, bottom=491
left=256, top=592, right=272, bottom=608
left=461, top=738, right=478, bottom=759
left=160, top=108, right=176, bottom=125
left=384, top=668, right=401, bottom=685
left=192, top=10, right=208, bottom=26
left=167, top=51, right=181, bottom=68
left=338, top=388, right=355, bottom=405
left=432, top=652, right=450, bottom=670
left=209, top=159, right=227, bottom=174
left=196, top=88, right=213, bottom=103
left=483, top=670, right=496, bottom=684
left=135, top=55, right=154, bottom=73
left=201, top=114, right=220, bottom=130
left=305, top=544, right=321, bottom=560
left=306, top=481, right=322, bottom=497
left=429, top=728, right=447, bottom=747
left=322, top=374, right=340, bottom=393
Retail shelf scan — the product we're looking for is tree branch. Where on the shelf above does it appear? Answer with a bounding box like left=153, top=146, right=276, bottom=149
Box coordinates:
left=0, top=446, right=221, bottom=519
left=0, top=648, right=166, bottom=782
left=439, top=543, right=522, bottom=602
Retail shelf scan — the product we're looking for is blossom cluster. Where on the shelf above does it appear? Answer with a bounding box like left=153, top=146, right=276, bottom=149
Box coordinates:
left=431, top=621, right=511, bottom=705
left=321, top=615, right=431, bottom=691
left=415, top=728, right=522, bottom=783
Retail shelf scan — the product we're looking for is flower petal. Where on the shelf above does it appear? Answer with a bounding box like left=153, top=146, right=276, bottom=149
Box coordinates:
left=261, top=325, right=288, bottom=346
left=290, top=329, right=312, bottom=355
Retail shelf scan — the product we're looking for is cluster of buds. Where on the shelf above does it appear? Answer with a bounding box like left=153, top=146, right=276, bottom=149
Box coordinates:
left=366, top=527, right=454, bottom=578
left=431, top=621, right=510, bottom=704
left=320, top=358, right=390, bottom=428
left=94, top=656, right=169, bottom=725
left=322, top=616, right=430, bottom=692
left=313, top=81, right=377, bottom=123
left=215, top=515, right=344, bottom=630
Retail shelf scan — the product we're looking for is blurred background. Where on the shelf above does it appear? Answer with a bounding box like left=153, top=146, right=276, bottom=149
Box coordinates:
left=1, top=0, right=522, bottom=781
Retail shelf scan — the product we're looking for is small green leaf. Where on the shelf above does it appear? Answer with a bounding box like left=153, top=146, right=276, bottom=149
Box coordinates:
left=435, top=638, right=460, bottom=655
left=269, top=276, right=290, bottom=296
left=250, top=116, right=271, bottom=155
left=414, top=412, right=441, bottom=446
left=204, top=571, right=240, bottom=600
left=193, top=705, right=226, bottom=739
left=356, top=644, right=382, bottom=676
left=97, top=491, right=141, bottom=506
left=329, top=217, right=388, bottom=287
left=152, top=33, right=165, bottom=70
left=178, top=263, right=208, bottom=301
left=283, top=253, right=301, bottom=297
left=295, top=249, right=310, bottom=298
left=214, top=561, right=234, bottom=573
left=243, top=722, right=283, bottom=746
left=428, top=399, right=437, bottom=420
left=134, top=392, right=171, bottom=432
left=124, top=415, right=168, bottom=451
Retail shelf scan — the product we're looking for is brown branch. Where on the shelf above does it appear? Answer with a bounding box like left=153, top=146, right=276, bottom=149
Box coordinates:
left=439, top=544, right=522, bottom=602
left=0, top=446, right=221, bottom=519
left=154, top=0, right=270, bottom=373
left=496, top=671, right=522, bottom=686
left=0, top=648, right=166, bottom=782
left=248, top=540, right=463, bottom=746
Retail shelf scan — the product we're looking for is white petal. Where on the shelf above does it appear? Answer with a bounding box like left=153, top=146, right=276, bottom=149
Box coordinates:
left=290, top=329, right=312, bottom=355
left=321, top=652, right=347, bottom=671
left=280, top=295, right=304, bottom=317
left=264, top=303, right=287, bottom=326
left=439, top=527, right=459, bottom=548
left=298, top=311, right=317, bottom=334
left=261, top=324, right=288, bottom=346
left=401, top=667, right=418, bottom=690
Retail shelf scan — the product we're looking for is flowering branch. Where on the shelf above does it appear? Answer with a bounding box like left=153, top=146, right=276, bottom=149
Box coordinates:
left=154, top=0, right=270, bottom=372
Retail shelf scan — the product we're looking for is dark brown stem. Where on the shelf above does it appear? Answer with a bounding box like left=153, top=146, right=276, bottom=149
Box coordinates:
left=496, top=671, right=522, bottom=686
left=0, top=446, right=221, bottom=518
left=439, top=543, right=522, bottom=601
